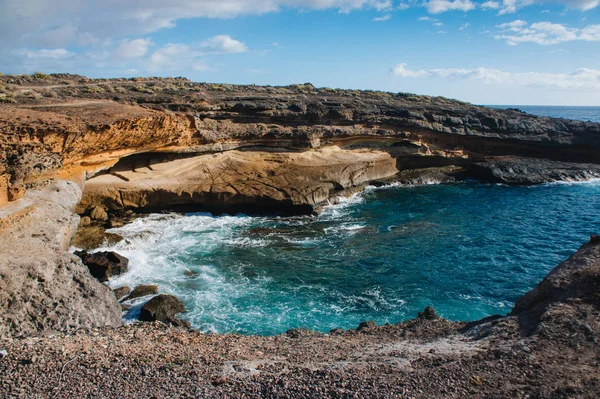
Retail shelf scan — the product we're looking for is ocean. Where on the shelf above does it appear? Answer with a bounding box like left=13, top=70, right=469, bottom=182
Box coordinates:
left=489, top=105, right=600, bottom=123
left=98, top=106, right=600, bottom=335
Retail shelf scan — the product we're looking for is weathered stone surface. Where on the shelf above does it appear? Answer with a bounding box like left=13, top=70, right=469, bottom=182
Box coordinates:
left=75, top=251, right=129, bottom=282
left=79, top=147, right=399, bottom=215
left=126, top=285, right=159, bottom=301
left=471, top=157, right=600, bottom=185
left=89, top=206, right=108, bottom=221
left=0, top=181, right=122, bottom=339
left=139, top=295, right=185, bottom=322
left=512, top=236, right=600, bottom=334
left=113, top=286, right=131, bottom=301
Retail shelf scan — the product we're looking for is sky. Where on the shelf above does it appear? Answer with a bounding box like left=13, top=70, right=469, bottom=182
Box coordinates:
left=1, top=0, right=599, bottom=105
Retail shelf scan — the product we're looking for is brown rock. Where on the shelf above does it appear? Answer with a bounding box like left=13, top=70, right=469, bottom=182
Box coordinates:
left=126, top=284, right=159, bottom=301
left=139, top=294, right=185, bottom=322
left=418, top=306, right=439, bottom=320
left=112, top=286, right=131, bottom=300
left=79, top=216, right=91, bottom=227
left=75, top=251, right=129, bottom=282
left=357, top=321, right=377, bottom=331
left=90, top=206, right=108, bottom=221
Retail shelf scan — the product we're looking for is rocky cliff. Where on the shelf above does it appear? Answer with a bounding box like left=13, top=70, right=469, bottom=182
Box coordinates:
left=1, top=74, right=599, bottom=215
left=0, top=73, right=599, bottom=339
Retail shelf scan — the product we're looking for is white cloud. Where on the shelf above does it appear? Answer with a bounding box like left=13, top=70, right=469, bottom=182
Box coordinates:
left=148, top=43, right=211, bottom=72
left=481, top=1, right=501, bottom=9
left=495, top=20, right=600, bottom=45
left=23, top=48, right=74, bottom=59
left=373, top=14, right=392, bottom=21
left=486, top=0, right=600, bottom=15
left=113, top=38, right=152, bottom=60
left=425, top=0, right=476, bottom=13
left=460, top=22, right=470, bottom=30
left=391, top=62, right=600, bottom=90
left=200, top=35, right=247, bottom=53
left=391, top=63, right=429, bottom=78
left=0, top=0, right=398, bottom=50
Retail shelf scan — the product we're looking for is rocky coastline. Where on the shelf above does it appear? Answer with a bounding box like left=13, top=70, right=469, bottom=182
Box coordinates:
left=1, top=74, right=600, bottom=397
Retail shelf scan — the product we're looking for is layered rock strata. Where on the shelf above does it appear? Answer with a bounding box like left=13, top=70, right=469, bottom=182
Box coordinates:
left=1, top=74, right=599, bottom=339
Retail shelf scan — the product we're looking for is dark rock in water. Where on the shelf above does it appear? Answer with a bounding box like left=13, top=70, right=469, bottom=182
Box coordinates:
left=329, top=328, right=344, bottom=335
left=418, top=307, right=439, bottom=320
left=591, top=235, right=600, bottom=244
left=74, top=251, right=129, bottom=282
left=125, top=285, right=159, bottom=301
left=140, top=295, right=185, bottom=322
left=356, top=321, right=377, bottom=331
left=112, top=286, right=131, bottom=301
left=183, top=269, right=197, bottom=277
left=71, top=226, right=124, bottom=250
left=470, top=157, right=600, bottom=185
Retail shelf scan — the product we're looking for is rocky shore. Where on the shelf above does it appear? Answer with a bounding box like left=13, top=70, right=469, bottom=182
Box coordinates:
left=0, top=237, right=599, bottom=398
left=1, top=74, right=600, bottom=397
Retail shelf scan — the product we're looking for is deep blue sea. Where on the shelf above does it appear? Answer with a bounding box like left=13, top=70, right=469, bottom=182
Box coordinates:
left=99, top=106, right=600, bottom=335
left=489, top=105, right=600, bottom=123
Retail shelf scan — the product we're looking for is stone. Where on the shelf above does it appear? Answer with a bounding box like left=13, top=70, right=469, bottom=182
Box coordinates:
left=0, top=349, right=7, bottom=358
left=356, top=321, right=377, bottom=331
left=418, top=307, right=439, bottom=320
left=79, top=216, right=91, bottom=227
left=90, top=206, right=108, bottom=221
left=112, top=286, right=131, bottom=300
left=183, top=269, right=197, bottom=277
left=139, top=295, right=185, bottom=322
left=125, top=285, right=159, bottom=301
left=75, top=251, right=129, bottom=282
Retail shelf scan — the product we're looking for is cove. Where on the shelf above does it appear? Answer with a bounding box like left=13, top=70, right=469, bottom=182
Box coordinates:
left=100, top=180, right=600, bottom=335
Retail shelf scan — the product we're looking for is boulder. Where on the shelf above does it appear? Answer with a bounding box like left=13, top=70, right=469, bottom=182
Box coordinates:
left=112, top=286, right=131, bottom=300
left=90, top=206, right=108, bottom=221
left=79, top=216, right=91, bottom=227
left=75, top=251, right=129, bottom=282
left=356, top=321, right=377, bottom=331
left=139, top=295, right=186, bottom=322
left=125, top=284, right=159, bottom=301
left=418, top=307, right=439, bottom=320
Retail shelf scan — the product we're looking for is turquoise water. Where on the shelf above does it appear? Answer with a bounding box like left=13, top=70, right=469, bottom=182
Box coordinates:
left=103, top=180, right=600, bottom=335
left=489, top=105, right=600, bottom=123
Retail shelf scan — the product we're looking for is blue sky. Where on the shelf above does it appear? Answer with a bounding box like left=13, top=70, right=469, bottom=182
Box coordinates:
left=1, top=0, right=599, bottom=105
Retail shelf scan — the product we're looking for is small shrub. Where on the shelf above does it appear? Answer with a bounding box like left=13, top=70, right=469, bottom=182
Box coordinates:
left=83, top=86, right=105, bottom=93
left=0, top=95, right=17, bottom=103
left=31, top=72, right=51, bottom=79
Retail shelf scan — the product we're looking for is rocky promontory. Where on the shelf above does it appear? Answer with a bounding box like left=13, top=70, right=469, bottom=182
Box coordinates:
left=0, top=74, right=599, bottom=397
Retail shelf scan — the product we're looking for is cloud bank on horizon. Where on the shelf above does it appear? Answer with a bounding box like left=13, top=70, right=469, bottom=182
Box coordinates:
left=0, top=0, right=599, bottom=105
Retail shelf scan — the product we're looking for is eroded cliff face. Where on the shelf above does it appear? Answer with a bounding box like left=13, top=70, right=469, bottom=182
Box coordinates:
left=1, top=74, right=599, bottom=338
left=0, top=181, right=122, bottom=338
left=1, top=74, right=599, bottom=215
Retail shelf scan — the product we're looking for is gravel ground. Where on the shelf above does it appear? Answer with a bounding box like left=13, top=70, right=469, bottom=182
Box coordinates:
left=1, top=303, right=598, bottom=399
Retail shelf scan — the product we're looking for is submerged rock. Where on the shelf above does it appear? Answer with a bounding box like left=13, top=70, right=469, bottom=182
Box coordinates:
left=140, top=295, right=185, bottom=322
left=75, top=251, right=129, bottom=282
left=125, top=285, right=159, bottom=301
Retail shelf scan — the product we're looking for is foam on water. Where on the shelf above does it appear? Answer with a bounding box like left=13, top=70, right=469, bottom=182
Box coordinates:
left=97, top=180, right=600, bottom=335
